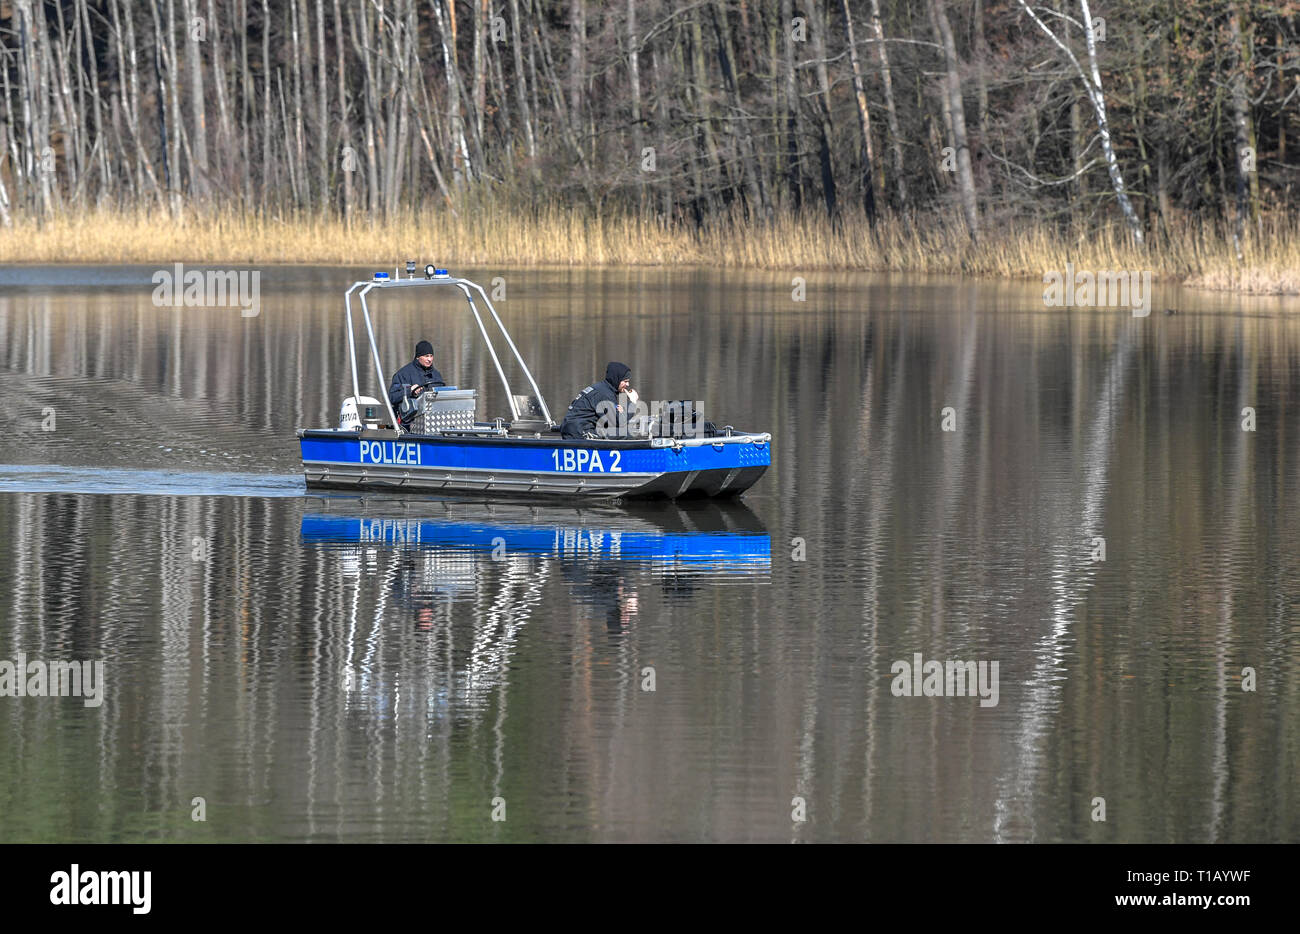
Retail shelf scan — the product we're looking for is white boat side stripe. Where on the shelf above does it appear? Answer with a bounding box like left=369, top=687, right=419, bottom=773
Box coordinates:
left=302, top=460, right=661, bottom=477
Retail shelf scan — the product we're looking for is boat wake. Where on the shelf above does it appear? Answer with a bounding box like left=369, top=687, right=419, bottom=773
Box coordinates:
left=0, top=464, right=305, bottom=497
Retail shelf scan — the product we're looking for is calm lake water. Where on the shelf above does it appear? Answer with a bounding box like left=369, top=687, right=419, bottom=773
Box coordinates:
left=0, top=265, right=1297, bottom=842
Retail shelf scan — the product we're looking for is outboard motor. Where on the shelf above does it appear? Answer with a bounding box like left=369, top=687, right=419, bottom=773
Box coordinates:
left=340, top=396, right=384, bottom=431
left=652, top=400, right=713, bottom=438
left=621, top=400, right=716, bottom=439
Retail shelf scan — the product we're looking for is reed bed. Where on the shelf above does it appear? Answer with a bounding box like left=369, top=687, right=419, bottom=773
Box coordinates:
left=2, top=204, right=1298, bottom=294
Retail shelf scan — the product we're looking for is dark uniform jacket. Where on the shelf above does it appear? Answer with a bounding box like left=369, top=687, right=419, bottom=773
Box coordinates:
left=388, top=358, right=446, bottom=427
left=560, top=362, right=631, bottom=439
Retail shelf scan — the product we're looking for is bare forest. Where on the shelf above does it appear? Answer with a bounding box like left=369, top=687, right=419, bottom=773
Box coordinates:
left=1, top=1, right=1298, bottom=279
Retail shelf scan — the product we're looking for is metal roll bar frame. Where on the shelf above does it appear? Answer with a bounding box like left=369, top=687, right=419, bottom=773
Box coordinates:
left=344, top=274, right=554, bottom=433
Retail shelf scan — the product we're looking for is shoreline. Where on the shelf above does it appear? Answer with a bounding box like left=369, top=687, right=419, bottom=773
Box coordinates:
left=1, top=207, right=1297, bottom=295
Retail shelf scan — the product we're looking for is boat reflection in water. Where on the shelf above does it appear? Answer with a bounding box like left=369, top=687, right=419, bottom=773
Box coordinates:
left=299, top=497, right=770, bottom=714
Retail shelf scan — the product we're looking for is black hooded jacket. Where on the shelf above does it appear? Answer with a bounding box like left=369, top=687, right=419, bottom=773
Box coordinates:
left=388, top=357, right=446, bottom=426
left=560, top=362, right=631, bottom=439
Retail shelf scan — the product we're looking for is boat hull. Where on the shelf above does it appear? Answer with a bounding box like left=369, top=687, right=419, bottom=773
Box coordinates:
left=298, top=429, right=770, bottom=499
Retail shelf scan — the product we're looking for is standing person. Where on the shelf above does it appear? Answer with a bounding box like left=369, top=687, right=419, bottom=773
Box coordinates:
left=561, top=362, right=635, bottom=439
left=389, top=340, right=446, bottom=429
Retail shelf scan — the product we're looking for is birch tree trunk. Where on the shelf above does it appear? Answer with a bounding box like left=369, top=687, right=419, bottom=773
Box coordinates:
left=628, top=0, right=642, bottom=202
left=238, top=0, right=252, bottom=201
left=929, top=0, right=978, bottom=239
left=47, top=1, right=76, bottom=203
left=433, top=0, right=472, bottom=187
left=289, top=0, right=308, bottom=209
left=261, top=0, right=274, bottom=204
left=151, top=0, right=180, bottom=214
left=473, top=0, right=487, bottom=144
left=316, top=0, right=329, bottom=212
left=0, top=169, right=11, bottom=227
left=974, top=0, right=988, bottom=135
left=805, top=0, right=837, bottom=217
left=118, top=0, right=162, bottom=200
left=569, top=0, right=584, bottom=139
left=839, top=0, right=877, bottom=221
left=509, top=0, right=537, bottom=172
left=207, top=0, right=232, bottom=191
left=488, top=21, right=511, bottom=150
left=165, top=0, right=187, bottom=212
left=1015, top=0, right=1144, bottom=244
left=1079, top=0, right=1141, bottom=244
left=183, top=0, right=209, bottom=198
left=1228, top=2, right=1258, bottom=255
left=15, top=0, right=54, bottom=218
left=334, top=0, right=352, bottom=220
left=77, top=0, right=108, bottom=201
left=869, top=0, right=907, bottom=211
left=781, top=0, right=803, bottom=210
left=0, top=100, right=13, bottom=221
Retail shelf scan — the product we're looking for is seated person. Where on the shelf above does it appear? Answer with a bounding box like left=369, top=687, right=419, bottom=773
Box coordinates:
left=388, top=340, right=447, bottom=429
left=561, top=362, right=635, bottom=439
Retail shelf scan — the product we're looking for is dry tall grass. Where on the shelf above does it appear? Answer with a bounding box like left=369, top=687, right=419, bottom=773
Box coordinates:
left=2, top=203, right=1297, bottom=293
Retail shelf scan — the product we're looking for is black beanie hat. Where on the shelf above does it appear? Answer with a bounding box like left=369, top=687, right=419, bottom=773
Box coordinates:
left=415, top=340, right=434, bottom=357
left=604, top=361, right=631, bottom=390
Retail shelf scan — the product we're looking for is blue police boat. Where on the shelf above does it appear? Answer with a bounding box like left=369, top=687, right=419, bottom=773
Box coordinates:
left=297, top=266, right=771, bottom=499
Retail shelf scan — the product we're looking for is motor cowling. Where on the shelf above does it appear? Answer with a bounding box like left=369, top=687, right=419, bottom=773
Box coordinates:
left=340, top=396, right=384, bottom=431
